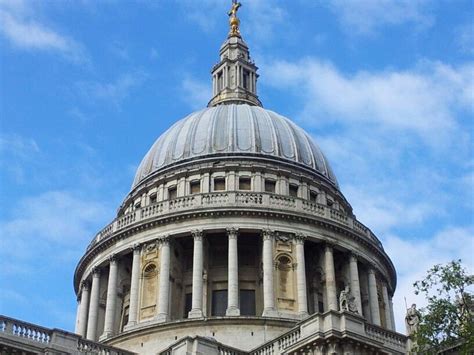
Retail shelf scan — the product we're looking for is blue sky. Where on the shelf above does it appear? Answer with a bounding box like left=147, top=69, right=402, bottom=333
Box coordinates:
left=0, top=0, right=472, bottom=333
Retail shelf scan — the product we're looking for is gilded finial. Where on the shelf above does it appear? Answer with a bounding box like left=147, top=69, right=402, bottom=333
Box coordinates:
left=228, top=0, right=242, bottom=37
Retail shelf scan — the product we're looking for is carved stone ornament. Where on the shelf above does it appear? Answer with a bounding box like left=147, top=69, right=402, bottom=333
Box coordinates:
left=191, top=229, right=203, bottom=241
left=275, top=232, right=290, bottom=243
left=131, top=243, right=141, bottom=252
left=294, top=233, right=306, bottom=244
left=405, top=303, right=421, bottom=336
left=262, top=228, right=274, bottom=240
left=339, top=285, right=359, bottom=314
left=108, top=254, right=117, bottom=263
left=226, top=227, right=239, bottom=238
left=160, top=235, right=170, bottom=245
left=80, top=280, right=90, bottom=291
left=91, top=266, right=101, bottom=277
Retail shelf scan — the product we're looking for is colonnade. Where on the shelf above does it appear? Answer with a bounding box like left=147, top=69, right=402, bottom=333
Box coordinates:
left=75, top=229, right=395, bottom=341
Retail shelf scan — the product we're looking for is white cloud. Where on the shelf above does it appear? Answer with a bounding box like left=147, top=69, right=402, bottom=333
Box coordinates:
left=263, top=58, right=473, bottom=145
left=327, top=0, right=434, bottom=35
left=385, top=227, right=474, bottom=332
left=0, top=134, right=40, bottom=183
left=0, top=1, right=88, bottom=63
left=344, top=186, right=437, bottom=234
left=181, top=77, right=212, bottom=110
left=77, top=70, right=148, bottom=108
left=456, top=22, right=474, bottom=55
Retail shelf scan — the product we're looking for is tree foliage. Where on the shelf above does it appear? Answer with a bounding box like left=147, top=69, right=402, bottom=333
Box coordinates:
left=413, top=259, right=474, bottom=354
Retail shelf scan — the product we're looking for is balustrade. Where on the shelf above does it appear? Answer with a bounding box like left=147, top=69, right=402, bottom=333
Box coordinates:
left=87, top=191, right=382, bottom=252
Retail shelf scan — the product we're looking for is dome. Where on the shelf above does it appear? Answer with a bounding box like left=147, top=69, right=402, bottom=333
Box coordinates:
left=132, top=104, right=338, bottom=189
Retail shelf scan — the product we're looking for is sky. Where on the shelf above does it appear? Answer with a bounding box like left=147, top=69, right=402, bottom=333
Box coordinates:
left=0, top=0, right=473, bottom=335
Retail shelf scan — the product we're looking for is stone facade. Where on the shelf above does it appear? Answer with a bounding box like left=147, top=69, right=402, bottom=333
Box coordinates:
left=0, top=4, right=410, bottom=355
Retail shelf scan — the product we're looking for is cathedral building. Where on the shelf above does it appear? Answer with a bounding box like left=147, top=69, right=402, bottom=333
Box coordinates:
left=1, top=3, right=408, bottom=355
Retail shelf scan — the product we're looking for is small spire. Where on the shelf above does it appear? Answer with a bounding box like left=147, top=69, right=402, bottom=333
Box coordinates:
left=228, top=1, right=242, bottom=37
left=208, top=1, right=262, bottom=107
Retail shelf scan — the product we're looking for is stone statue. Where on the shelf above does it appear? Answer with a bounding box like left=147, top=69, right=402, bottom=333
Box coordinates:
left=228, top=0, right=242, bottom=36
left=405, top=303, right=421, bottom=336
left=339, top=286, right=358, bottom=314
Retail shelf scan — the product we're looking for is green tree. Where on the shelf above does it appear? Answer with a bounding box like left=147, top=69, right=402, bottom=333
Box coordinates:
left=412, top=259, right=474, bottom=354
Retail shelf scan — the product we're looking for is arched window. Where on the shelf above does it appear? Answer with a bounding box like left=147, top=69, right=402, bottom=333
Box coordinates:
left=276, top=254, right=295, bottom=311
left=140, top=263, right=157, bottom=319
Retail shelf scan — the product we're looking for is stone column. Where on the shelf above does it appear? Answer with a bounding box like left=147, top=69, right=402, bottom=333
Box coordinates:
left=77, top=281, right=90, bottom=337
left=324, top=245, right=337, bottom=311
left=75, top=297, right=81, bottom=334
left=226, top=227, right=240, bottom=316
left=157, top=237, right=171, bottom=322
left=262, top=229, right=276, bottom=316
left=368, top=268, right=381, bottom=326
left=295, top=234, right=308, bottom=316
left=349, top=253, right=362, bottom=315
left=382, top=283, right=393, bottom=330
left=86, top=268, right=101, bottom=340
left=102, top=256, right=119, bottom=338
left=126, top=244, right=141, bottom=328
left=189, top=230, right=204, bottom=318
left=389, top=296, right=396, bottom=331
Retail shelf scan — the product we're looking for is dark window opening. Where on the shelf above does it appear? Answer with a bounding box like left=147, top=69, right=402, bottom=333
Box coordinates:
left=168, top=186, right=177, bottom=200
left=309, top=191, right=317, bottom=203
left=240, top=289, right=256, bottom=316
left=264, top=180, right=276, bottom=193
left=149, top=193, right=157, bottom=204
left=184, top=293, right=192, bottom=318
left=214, top=178, right=225, bottom=191
left=318, top=301, right=324, bottom=313
left=289, top=184, right=298, bottom=197
left=239, top=177, right=251, bottom=190
left=190, top=181, right=200, bottom=194
left=212, top=290, right=228, bottom=316
left=217, top=71, right=224, bottom=91
left=243, top=70, right=250, bottom=90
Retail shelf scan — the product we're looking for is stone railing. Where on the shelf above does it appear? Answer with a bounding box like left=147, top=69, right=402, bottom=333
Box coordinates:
left=365, top=323, right=407, bottom=353
left=87, top=191, right=382, bottom=250
left=250, top=311, right=407, bottom=355
left=0, top=315, right=135, bottom=355
left=0, top=316, right=51, bottom=344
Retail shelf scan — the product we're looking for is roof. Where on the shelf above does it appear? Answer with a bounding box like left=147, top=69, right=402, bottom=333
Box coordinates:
left=132, top=104, right=338, bottom=189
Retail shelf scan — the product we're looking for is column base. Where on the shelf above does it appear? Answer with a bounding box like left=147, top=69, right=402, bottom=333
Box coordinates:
left=188, top=309, right=204, bottom=319
left=155, top=313, right=169, bottom=323
left=99, top=331, right=114, bottom=341
left=225, top=307, right=240, bottom=316
left=298, top=311, right=309, bottom=319
left=262, top=308, right=278, bottom=317
left=123, top=322, right=137, bottom=331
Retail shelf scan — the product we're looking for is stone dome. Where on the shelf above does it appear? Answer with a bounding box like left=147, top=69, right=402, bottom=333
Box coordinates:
left=132, top=104, right=338, bottom=189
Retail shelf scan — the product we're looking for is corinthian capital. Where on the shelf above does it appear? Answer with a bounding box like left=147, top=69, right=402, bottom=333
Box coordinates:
left=191, top=229, right=203, bottom=241
left=261, top=228, right=274, bottom=241
left=226, top=227, right=239, bottom=239
left=294, top=233, right=306, bottom=244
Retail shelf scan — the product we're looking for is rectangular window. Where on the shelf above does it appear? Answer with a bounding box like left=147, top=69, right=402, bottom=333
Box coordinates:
left=168, top=186, right=177, bottom=200
left=240, top=289, right=256, bottom=316
left=318, top=301, right=324, bottom=313
left=149, top=193, right=157, bottom=204
left=239, top=177, right=251, bottom=190
left=243, top=69, right=250, bottom=90
left=264, top=179, right=276, bottom=193
left=289, top=184, right=299, bottom=197
left=214, top=177, right=225, bottom=191
left=309, top=191, right=317, bottom=203
left=217, top=71, right=223, bottom=91
left=184, top=293, right=192, bottom=318
left=211, top=290, right=228, bottom=316
left=190, top=181, right=200, bottom=194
